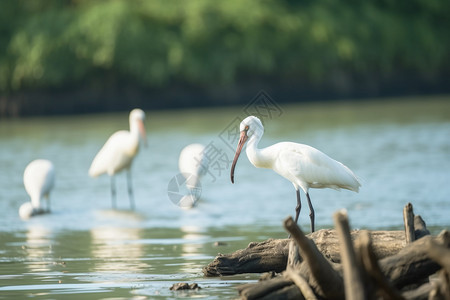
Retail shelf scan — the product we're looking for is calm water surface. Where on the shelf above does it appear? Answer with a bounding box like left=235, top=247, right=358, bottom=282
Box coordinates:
left=0, top=97, right=449, bottom=299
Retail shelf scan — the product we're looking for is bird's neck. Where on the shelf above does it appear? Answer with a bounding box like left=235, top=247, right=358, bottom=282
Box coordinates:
left=129, top=121, right=142, bottom=147
left=30, top=195, right=41, bottom=209
left=246, top=134, right=272, bottom=169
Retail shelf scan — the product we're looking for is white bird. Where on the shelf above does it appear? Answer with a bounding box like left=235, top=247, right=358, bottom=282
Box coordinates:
left=89, top=108, right=147, bottom=210
left=230, top=116, right=361, bottom=232
left=20, top=159, right=55, bottom=220
left=177, top=143, right=209, bottom=208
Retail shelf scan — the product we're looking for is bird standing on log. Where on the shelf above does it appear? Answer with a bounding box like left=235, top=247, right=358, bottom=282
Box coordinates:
left=89, top=108, right=147, bottom=210
left=230, top=116, right=361, bottom=232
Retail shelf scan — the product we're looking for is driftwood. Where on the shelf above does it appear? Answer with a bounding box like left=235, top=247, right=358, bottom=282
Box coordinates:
left=203, top=202, right=450, bottom=299
left=284, top=267, right=316, bottom=300
left=355, top=230, right=403, bottom=300
left=203, top=238, right=289, bottom=276
left=285, top=216, right=344, bottom=299
left=204, top=229, right=410, bottom=277
left=334, top=210, right=367, bottom=300
left=203, top=203, right=431, bottom=278
left=403, top=203, right=415, bottom=244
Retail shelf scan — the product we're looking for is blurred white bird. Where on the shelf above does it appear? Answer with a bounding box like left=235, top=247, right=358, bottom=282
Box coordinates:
left=177, top=143, right=209, bottom=208
left=89, top=108, right=147, bottom=210
left=20, top=159, right=55, bottom=220
left=231, top=116, right=361, bottom=232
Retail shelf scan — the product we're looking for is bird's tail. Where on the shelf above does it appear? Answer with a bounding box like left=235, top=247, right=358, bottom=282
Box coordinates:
left=88, top=164, right=101, bottom=178
left=336, top=162, right=361, bottom=192
left=344, top=170, right=361, bottom=192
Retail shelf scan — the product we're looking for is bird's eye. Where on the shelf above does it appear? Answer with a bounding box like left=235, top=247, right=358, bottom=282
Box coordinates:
left=244, top=126, right=249, bottom=131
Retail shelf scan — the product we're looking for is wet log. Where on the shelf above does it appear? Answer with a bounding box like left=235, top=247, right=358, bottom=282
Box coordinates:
left=203, top=238, right=289, bottom=276
left=203, top=229, right=410, bottom=276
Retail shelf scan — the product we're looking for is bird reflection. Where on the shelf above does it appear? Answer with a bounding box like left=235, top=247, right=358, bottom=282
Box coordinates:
left=179, top=225, right=207, bottom=274
left=90, top=226, right=146, bottom=273
left=23, top=225, right=53, bottom=272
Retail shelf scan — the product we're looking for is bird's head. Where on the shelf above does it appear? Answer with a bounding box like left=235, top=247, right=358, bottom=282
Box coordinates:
left=130, top=108, right=148, bottom=147
left=130, top=108, right=145, bottom=121
left=239, top=116, right=264, bottom=138
left=18, top=202, right=45, bottom=220
left=19, top=202, right=34, bottom=220
left=230, top=116, right=264, bottom=183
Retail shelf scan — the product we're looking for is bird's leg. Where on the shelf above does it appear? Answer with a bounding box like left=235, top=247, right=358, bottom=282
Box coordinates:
left=306, top=192, right=315, bottom=232
left=294, top=189, right=302, bottom=224
left=127, top=170, right=135, bottom=210
left=287, top=189, right=302, bottom=238
left=111, top=176, right=117, bottom=209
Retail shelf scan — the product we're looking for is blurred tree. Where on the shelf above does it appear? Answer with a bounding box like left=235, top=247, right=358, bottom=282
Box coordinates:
left=0, top=0, right=449, bottom=115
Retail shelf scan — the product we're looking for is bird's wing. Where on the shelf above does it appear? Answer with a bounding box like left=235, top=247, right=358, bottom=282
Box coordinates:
left=89, top=131, right=133, bottom=177
left=277, top=143, right=360, bottom=192
left=179, top=144, right=208, bottom=178
left=23, top=160, right=55, bottom=206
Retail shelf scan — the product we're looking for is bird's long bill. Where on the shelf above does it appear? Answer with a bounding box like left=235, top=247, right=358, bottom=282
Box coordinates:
left=230, top=130, right=248, bottom=184
left=138, top=120, right=148, bottom=147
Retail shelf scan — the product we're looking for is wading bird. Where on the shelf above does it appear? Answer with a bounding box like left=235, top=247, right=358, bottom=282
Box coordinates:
left=230, top=116, right=360, bottom=232
left=89, top=108, right=147, bottom=210
left=20, top=159, right=55, bottom=220
left=178, top=143, right=209, bottom=208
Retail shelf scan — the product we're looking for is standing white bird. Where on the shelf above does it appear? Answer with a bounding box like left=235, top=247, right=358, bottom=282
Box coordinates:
left=89, top=108, right=147, bottom=210
left=230, top=116, right=361, bottom=232
left=20, top=159, right=55, bottom=220
left=178, top=143, right=209, bottom=208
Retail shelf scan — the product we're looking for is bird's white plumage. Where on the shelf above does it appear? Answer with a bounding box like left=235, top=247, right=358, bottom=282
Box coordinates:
left=274, top=142, right=360, bottom=193
left=89, top=130, right=137, bottom=176
left=231, top=116, right=360, bottom=231
left=240, top=116, right=360, bottom=194
left=21, top=159, right=55, bottom=219
left=23, top=159, right=55, bottom=208
left=178, top=144, right=209, bottom=208
left=178, top=143, right=209, bottom=187
left=89, top=109, right=146, bottom=177
left=88, top=108, right=146, bottom=209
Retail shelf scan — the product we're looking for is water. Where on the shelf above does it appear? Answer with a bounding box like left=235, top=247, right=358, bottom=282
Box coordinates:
left=0, top=96, right=449, bottom=299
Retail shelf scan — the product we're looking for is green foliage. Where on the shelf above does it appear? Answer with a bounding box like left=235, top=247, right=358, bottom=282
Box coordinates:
left=0, top=0, right=449, bottom=93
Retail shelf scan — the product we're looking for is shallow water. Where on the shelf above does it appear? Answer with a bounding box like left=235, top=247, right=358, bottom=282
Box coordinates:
left=1, top=96, right=449, bottom=299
